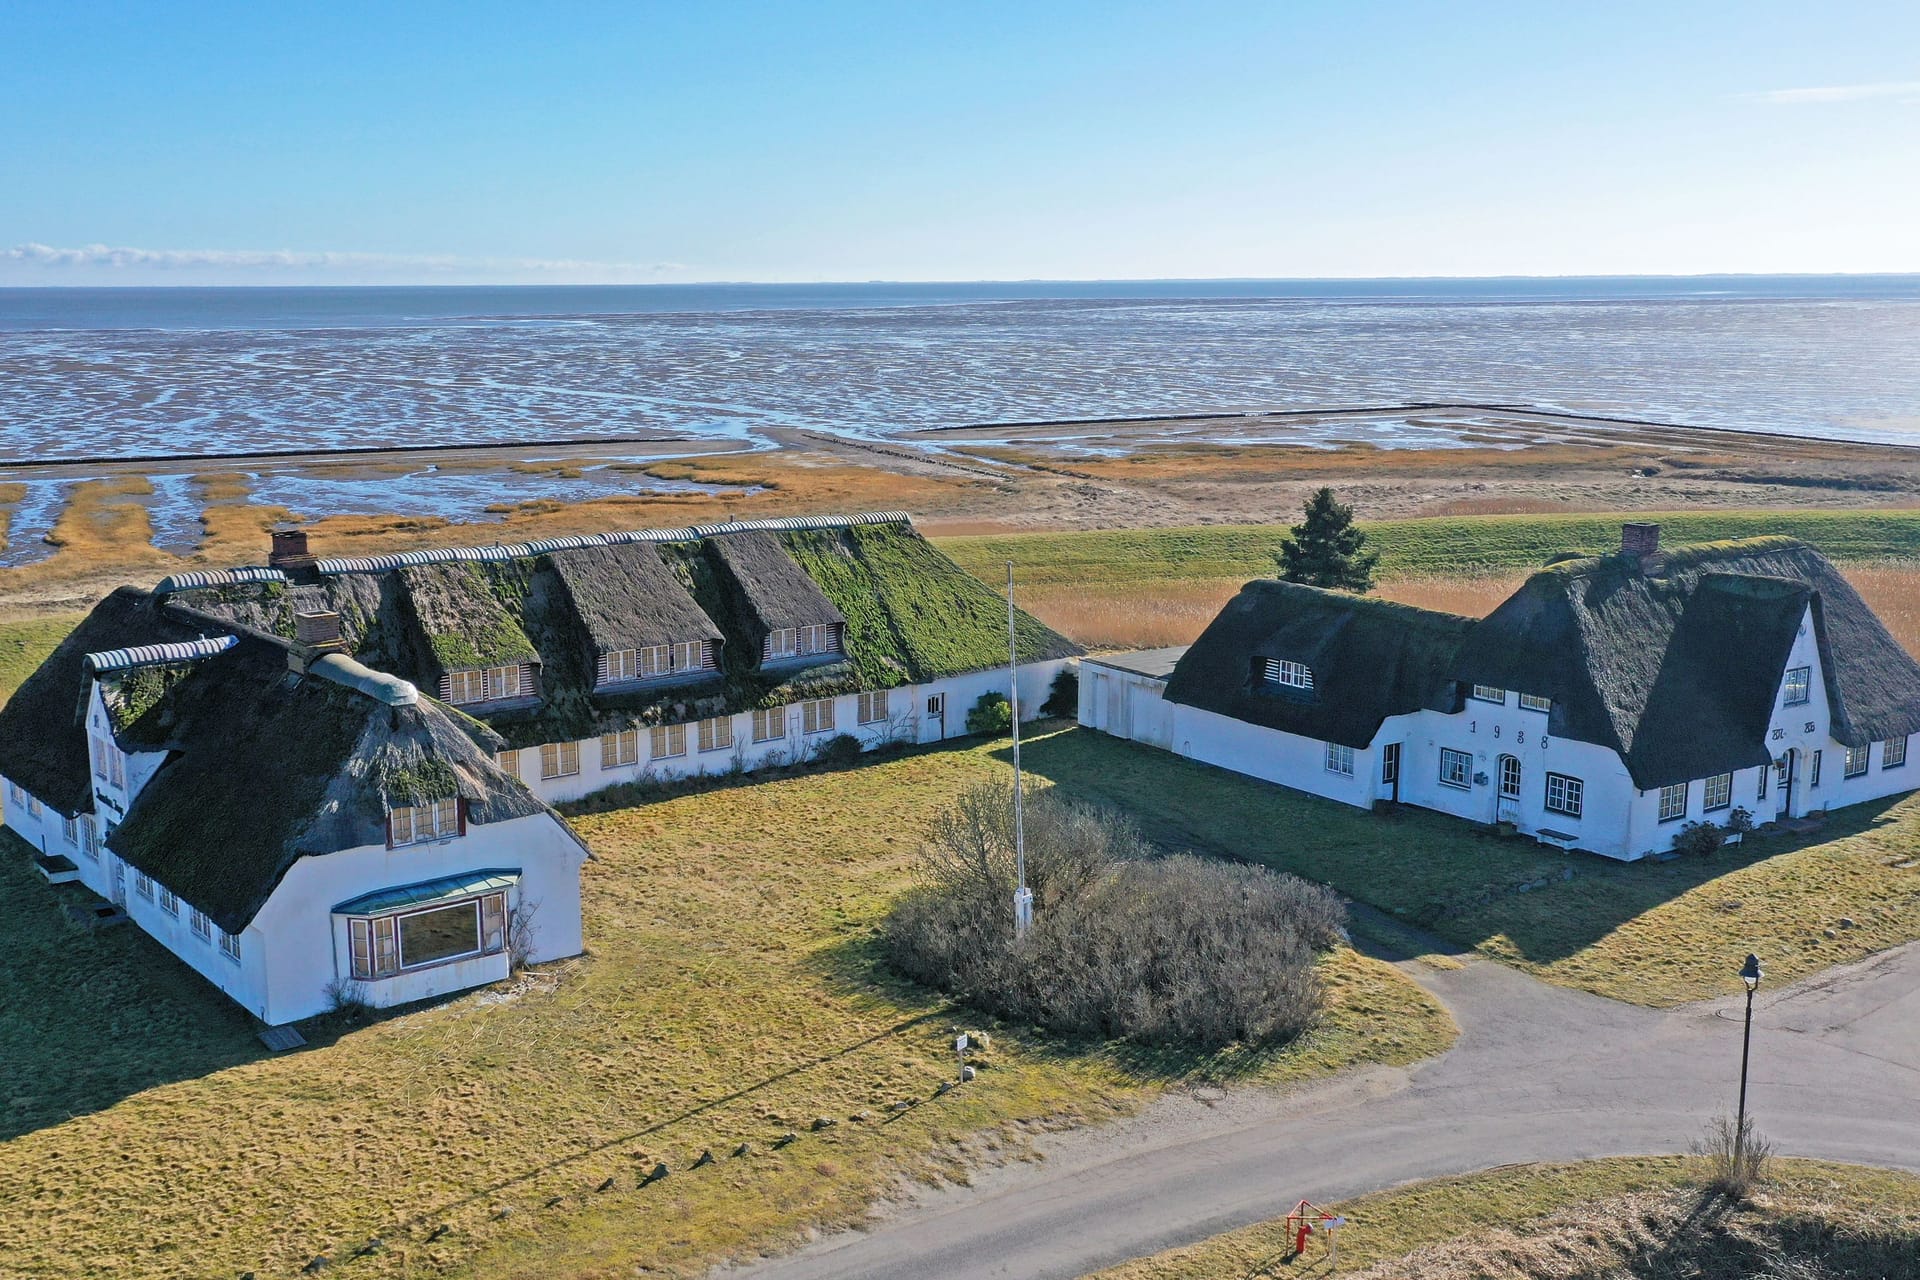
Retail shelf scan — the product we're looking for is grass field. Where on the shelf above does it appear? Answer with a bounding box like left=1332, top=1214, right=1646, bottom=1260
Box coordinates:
left=0, top=612, right=79, bottom=705
left=1087, top=1156, right=1920, bottom=1279
left=1023, top=730, right=1920, bottom=1006
left=0, top=729, right=1452, bottom=1280
left=937, top=509, right=1920, bottom=649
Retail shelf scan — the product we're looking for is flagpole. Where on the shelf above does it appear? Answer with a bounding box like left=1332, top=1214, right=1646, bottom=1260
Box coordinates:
left=1007, top=561, right=1032, bottom=937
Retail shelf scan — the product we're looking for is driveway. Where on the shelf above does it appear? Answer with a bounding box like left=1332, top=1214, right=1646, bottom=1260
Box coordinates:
left=733, top=940, right=1920, bottom=1280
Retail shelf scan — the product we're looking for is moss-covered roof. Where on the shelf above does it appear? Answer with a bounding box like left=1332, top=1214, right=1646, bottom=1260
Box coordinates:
left=163, top=518, right=1081, bottom=749
left=397, top=562, right=540, bottom=679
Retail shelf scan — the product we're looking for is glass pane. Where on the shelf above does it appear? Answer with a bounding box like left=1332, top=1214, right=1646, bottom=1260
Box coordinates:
left=399, top=903, right=482, bottom=968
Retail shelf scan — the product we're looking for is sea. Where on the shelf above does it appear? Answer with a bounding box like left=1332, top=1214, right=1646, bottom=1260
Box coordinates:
left=1, top=276, right=1918, bottom=561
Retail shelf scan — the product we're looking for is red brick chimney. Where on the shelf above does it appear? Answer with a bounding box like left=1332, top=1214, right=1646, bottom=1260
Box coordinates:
left=294, top=610, right=343, bottom=649
left=269, top=528, right=313, bottom=570
left=1621, top=522, right=1661, bottom=558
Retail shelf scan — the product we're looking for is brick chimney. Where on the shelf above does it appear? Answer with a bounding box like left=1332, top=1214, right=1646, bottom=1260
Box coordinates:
left=1620, top=522, right=1661, bottom=558
left=269, top=528, right=313, bottom=570
left=287, top=609, right=346, bottom=674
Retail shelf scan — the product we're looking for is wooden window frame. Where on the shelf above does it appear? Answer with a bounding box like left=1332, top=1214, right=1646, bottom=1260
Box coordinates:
left=190, top=908, right=212, bottom=942
left=1323, top=742, right=1355, bottom=776
left=600, top=729, right=640, bottom=769
left=1518, top=693, right=1552, bottom=713
left=387, top=797, right=465, bottom=848
left=1782, top=665, right=1811, bottom=707
left=1657, top=782, right=1688, bottom=822
left=764, top=628, right=798, bottom=661
left=540, top=740, right=580, bottom=780
left=649, top=722, right=688, bottom=759
left=135, top=871, right=155, bottom=901
left=1470, top=684, right=1506, bottom=705
left=496, top=749, right=520, bottom=780
left=1703, top=772, right=1733, bottom=812
left=1438, top=747, right=1472, bottom=790
left=348, top=891, right=510, bottom=981
left=1544, top=772, right=1583, bottom=818
left=158, top=885, right=178, bottom=917
left=1809, top=749, right=1822, bottom=788
left=79, top=815, right=98, bottom=860
left=1882, top=736, right=1908, bottom=770
left=698, top=714, right=734, bottom=753
left=1261, top=658, right=1313, bottom=691
left=800, top=698, right=836, bottom=736
left=751, top=707, right=785, bottom=743
left=1844, top=744, right=1870, bottom=778
left=856, top=689, right=891, bottom=725
left=218, top=929, right=241, bottom=963
left=445, top=668, right=487, bottom=704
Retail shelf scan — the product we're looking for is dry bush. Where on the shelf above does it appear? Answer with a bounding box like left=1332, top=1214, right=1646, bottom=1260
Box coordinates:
left=1696, top=1113, right=1773, bottom=1198
left=884, top=782, right=1345, bottom=1049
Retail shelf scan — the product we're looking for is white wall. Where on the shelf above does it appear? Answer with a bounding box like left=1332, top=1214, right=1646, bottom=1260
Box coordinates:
left=1167, top=703, right=1381, bottom=810
left=516, top=659, right=1074, bottom=806
left=1079, top=663, right=1175, bottom=749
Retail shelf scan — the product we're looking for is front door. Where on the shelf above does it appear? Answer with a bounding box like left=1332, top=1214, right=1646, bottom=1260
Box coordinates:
left=1497, top=754, right=1522, bottom=824
left=926, top=692, right=946, bottom=742
left=1776, top=750, right=1797, bottom=820
left=1380, top=742, right=1401, bottom=802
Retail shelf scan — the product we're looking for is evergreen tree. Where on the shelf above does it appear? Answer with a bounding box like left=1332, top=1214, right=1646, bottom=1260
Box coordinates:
left=1276, top=488, right=1378, bottom=592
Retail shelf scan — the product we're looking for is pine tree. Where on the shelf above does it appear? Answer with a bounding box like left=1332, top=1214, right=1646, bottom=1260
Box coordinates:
left=1276, top=488, right=1379, bottom=592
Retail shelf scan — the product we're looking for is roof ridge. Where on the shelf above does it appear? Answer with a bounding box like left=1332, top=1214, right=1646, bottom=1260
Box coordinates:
left=1534, top=534, right=1811, bottom=580
left=1242, top=578, right=1476, bottom=625
left=306, top=511, right=915, bottom=577
left=83, top=634, right=239, bottom=675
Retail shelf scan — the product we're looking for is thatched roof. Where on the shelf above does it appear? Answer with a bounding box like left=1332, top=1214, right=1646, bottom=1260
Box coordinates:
left=102, top=630, right=550, bottom=934
left=1165, top=581, right=1474, bottom=750
left=396, top=562, right=540, bottom=679
left=0, top=588, right=203, bottom=816
left=547, top=542, right=722, bottom=654
left=161, top=517, right=1080, bottom=748
left=705, top=531, right=847, bottom=643
left=1452, top=537, right=1920, bottom=788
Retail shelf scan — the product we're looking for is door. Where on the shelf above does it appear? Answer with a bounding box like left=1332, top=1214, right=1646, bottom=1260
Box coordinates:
left=109, top=857, right=126, bottom=907
left=1380, top=742, right=1401, bottom=802
left=1496, top=754, right=1522, bottom=824
left=926, top=692, right=946, bottom=742
left=1776, top=750, right=1796, bottom=820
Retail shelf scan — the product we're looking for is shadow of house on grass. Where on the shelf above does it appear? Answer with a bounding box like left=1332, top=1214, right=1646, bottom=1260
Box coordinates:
left=1000, top=726, right=1912, bottom=975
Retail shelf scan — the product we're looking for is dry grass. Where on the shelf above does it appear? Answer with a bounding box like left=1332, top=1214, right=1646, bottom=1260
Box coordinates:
left=1088, top=1157, right=1920, bottom=1279
left=0, top=728, right=1452, bottom=1280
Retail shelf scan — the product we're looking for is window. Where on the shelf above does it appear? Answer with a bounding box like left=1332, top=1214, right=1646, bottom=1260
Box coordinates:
left=1439, top=748, right=1472, bottom=789
left=649, top=722, right=687, bottom=759
left=349, top=892, right=507, bottom=979
left=1545, top=772, right=1584, bottom=818
left=1810, top=750, right=1823, bottom=788
left=1883, top=736, right=1908, bottom=770
left=93, top=736, right=125, bottom=788
left=496, top=749, right=520, bottom=780
left=698, top=715, right=734, bottom=753
left=857, top=689, right=891, bottom=725
left=673, top=640, right=707, bottom=671
left=798, top=624, right=838, bottom=656
left=158, top=885, right=178, bottom=917
left=390, top=797, right=460, bottom=847
left=1518, top=693, right=1552, bottom=713
left=62, top=815, right=78, bottom=846
left=218, top=930, right=241, bottom=963
left=636, top=645, right=672, bottom=678
left=5, top=780, right=21, bottom=807
left=1782, top=665, right=1811, bottom=707
left=190, top=908, right=212, bottom=942
left=79, top=816, right=98, bottom=861
left=603, top=648, right=639, bottom=683
left=1260, top=658, right=1313, bottom=690
left=444, top=665, right=524, bottom=705
left=765, top=628, right=798, bottom=661
left=1704, top=772, right=1733, bottom=812
left=801, top=698, right=836, bottom=735
left=751, top=707, right=786, bottom=743
left=1470, top=685, right=1507, bottom=705
left=601, top=728, right=640, bottom=768
left=1658, top=782, right=1688, bottom=822
left=1757, top=763, right=1769, bottom=800
left=1845, top=743, right=1870, bottom=778
left=110, top=749, right=125, bottom=789
left=92, top=736, right=109, bottom=781
left=540, top=741, right=580, bottom=779
left=1324, top=742, right=1355, bottom=776
left=135, top=871, right=155, bottom=901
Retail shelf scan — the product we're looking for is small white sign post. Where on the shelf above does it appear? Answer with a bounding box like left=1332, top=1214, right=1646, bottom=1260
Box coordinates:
left=1322, top=1216, right=1346, bottom=1270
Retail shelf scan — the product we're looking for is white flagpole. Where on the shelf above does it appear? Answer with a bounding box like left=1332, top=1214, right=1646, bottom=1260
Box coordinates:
left=1007, top=561, right=1032, bottom=937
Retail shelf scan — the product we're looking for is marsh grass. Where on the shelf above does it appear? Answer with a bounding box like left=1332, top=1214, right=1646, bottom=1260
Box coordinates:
left=0, top=729, right=1451, bottom=1280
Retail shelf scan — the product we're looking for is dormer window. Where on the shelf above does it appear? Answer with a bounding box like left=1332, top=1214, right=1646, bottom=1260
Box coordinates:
left=1519, top=693, right=1551, bottom=713
left=389, top=797, right=462, bottom=848
left=443, top=665, right=526, bottom=706
left=599, top=640, right=712, bottom=686
left=1470, top=685, right=1507, bottom=705
left=765, top=624, right=841, bottom=663
left=1259, top=658, right=1313, bottom=691
left=1782, top=666, right=1811, bottom=707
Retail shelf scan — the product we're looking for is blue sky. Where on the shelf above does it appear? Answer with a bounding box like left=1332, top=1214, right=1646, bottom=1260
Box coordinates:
left=3, top=1, right=1918, bottom=284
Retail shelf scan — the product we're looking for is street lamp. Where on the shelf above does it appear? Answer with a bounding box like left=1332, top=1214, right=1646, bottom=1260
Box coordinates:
left=1735, top=952, right=1763, bottom=1157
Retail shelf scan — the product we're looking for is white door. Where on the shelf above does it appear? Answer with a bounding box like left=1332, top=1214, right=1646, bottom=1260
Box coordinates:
left=109, top=857, right=126, bottom=907
left=925, top=692, right=946, bottom=742
left=1497, top=755, right=1522, bottom=824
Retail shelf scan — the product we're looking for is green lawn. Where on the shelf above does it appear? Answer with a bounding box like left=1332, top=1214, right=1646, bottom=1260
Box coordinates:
left=1025, top=729, right=1920, bottom=1006
left=0, top=613, right=80, bottom=706
left=937, top=509, right=1920, bottom=590
left=1088, top=1157, right=1920, bottom=1279
left=0, top=731, right=1451, bottom=1280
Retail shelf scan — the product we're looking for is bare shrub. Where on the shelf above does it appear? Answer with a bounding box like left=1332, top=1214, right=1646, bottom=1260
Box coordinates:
left=1695, top=1113, right=1773, bottom=1198
left=884, top=783, right=1344, bottom=1050
left=507, top=898, right=540, bottom=973
left=324, top=976, right=373, bottom=1019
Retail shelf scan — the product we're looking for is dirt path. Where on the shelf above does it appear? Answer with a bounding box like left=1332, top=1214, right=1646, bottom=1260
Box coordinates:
left=729, top=941, right=1920, bottom=1279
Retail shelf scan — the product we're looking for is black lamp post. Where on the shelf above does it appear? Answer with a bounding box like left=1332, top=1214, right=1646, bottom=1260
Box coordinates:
left=1736, top=952, right=1763, bottom=1154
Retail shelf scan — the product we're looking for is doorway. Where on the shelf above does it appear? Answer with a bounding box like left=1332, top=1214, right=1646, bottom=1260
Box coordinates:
left=1776, top=749, right=1797, bottom=820
left=925, top=692, right=946, bottom=742
left=1497, top=754, right=1522, bottom=823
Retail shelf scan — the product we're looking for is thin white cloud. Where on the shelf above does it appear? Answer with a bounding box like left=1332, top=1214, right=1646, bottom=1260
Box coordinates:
left=2, top=242, right=688, bottom=276
left=1749, top=80, right=1920, bottom=105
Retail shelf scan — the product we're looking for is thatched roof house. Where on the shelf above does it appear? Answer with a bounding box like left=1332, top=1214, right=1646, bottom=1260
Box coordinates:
left=706, top=530, right=847, bottom=654
left=547, top=542, right=724, bottom=666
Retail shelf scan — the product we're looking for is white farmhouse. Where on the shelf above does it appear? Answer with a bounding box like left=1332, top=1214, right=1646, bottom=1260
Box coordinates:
left=1081, top=525, right=1920, bottom=860
left=0, top=588, right=588, bottom=1025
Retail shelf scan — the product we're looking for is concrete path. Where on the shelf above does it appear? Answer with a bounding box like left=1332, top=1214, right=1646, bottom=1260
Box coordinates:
left=734, top=942, right=1920, bottom=1280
